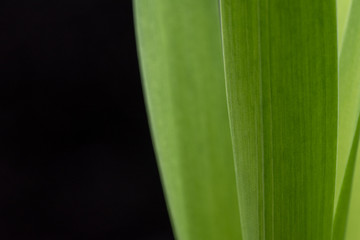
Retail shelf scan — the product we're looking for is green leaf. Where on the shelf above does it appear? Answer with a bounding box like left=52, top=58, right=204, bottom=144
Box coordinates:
left=220, top=1, right=338, bottom=239
left=133, top=1, right=242, bottom=240
left=335, top=0, right=360, bottom=239
left=332, top=114, right=360, bottom=240
left=337, top=0, right=353, bottom=52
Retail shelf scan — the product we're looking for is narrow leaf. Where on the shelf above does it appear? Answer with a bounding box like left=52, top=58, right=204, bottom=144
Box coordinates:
left=332, top=114, right=360, bottom=240
left=337, top=0, right=353, bottom=52
left=220, top=1, right=338, bottom=239
left=134, top=1, right=242, bottom=240
left=335, top=0, right=360, bottom=239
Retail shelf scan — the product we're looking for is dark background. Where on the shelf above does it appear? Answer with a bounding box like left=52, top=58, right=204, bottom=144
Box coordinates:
left=0, top=1, right=174, bottom=239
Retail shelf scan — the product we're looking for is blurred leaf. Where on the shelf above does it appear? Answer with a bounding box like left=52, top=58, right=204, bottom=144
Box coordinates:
left=337, top=0, right=353, bottom=52
left=333, top=115, right=360, bottom=240
left=134, top=1, right=242, bottom=240
left=335, top=0, right=360, bottom=239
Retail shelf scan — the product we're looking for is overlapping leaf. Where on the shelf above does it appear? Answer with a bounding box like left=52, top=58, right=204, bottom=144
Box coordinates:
left=134, top=1, right=241, bottom=239
left=220, top=1, right=338, bottom=239
left=334, top=0, right=360, bottom=239
left=135, top=0, right=360, bottom=239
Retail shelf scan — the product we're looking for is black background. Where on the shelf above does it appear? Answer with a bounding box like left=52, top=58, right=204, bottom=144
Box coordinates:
left=0, top=1, right=174, bottom=239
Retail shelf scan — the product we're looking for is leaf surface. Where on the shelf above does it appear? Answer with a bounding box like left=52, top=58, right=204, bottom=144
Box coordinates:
left=220, top=1, right=338, bottom=239
left=337, top=0, right=353, bottom=52
left=332, top=115, right=360, bottom=240
left=335, top=0, right=360, bottom=239
left=134, top=1, right=242, bottom=239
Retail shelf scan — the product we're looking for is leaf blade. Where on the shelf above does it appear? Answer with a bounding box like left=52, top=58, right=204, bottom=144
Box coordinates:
left=337, top=0, right=353, bottom=52
left=335, top=0, right=360, bottom=239
left=220, top=0, right=338, bottom=239
left=134, top=1, right=242, bottom=239
left=332, top=114, right=360, bottom=240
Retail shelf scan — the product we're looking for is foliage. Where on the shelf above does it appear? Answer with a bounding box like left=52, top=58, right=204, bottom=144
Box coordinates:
left=134, top=0, right=360, bottom=239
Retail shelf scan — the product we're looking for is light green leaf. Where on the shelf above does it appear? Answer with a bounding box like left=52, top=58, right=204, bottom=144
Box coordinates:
left=220, top=1, right=338, bottom=239
left=332, top=115, right=360, bottom=240
left=133, top=1, right=242, bottom=240
left=335, top=0, right=360, bottom=208
left=337, top=0, right=353, bottom=52
left=335, top=0, right=360, bottom=239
